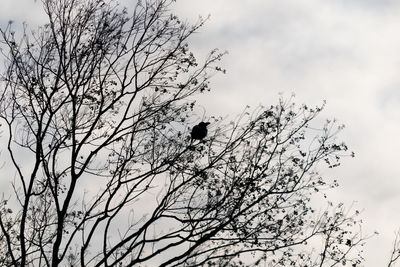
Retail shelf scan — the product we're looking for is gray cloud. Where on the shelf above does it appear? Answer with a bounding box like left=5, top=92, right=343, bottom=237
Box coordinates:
left=0, top=0, right=399, bottom=265
left=174, top=1, right=400, bottom=266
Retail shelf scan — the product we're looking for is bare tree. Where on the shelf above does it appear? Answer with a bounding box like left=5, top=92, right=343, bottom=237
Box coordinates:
left=0, top=0, right=369, bottom=266
left=388, top=229, right=400, bottom=267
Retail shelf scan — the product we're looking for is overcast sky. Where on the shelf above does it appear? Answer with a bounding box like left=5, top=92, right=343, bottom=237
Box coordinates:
left=1, top=0, right=400, bottom=266
left=174, top=1, right=400, bottom=266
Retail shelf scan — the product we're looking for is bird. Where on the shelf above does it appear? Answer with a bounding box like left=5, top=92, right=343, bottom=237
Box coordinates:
left=191, top=122, right=210, bottom=141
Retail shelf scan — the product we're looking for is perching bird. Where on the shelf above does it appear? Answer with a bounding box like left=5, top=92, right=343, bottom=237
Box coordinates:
left=191, top=122, right=210, bottom=141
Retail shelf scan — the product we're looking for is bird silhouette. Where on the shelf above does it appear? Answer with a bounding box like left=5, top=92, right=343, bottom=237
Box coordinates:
left=191, top=122, right=210, bottom=141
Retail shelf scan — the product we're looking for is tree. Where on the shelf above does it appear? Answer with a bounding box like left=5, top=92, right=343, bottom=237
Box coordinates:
left=0, top=0, right=368, bottom=266
left=388, top=229, right=400, bottom=267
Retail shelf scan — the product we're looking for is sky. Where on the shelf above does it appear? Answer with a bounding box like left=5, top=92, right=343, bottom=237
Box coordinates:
left=173, top=1, right=400, bottom=266
left=0, top=0, right=399, bottom=266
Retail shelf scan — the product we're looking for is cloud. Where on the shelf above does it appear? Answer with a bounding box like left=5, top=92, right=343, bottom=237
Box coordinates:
left=336, top=0, right=400, bottom=9
left=175, top=1, right=400, bottom=266
left=0, top=0, right=398, bottom=265
left=0, top=0, right=45, bottom=26
left=377, top=85, right=400, bottom=121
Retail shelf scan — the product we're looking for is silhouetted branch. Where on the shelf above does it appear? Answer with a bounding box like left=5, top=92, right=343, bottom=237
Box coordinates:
left=388, top=229, right=400, bottom=267
left=0, top=0, right=368, bottom=266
